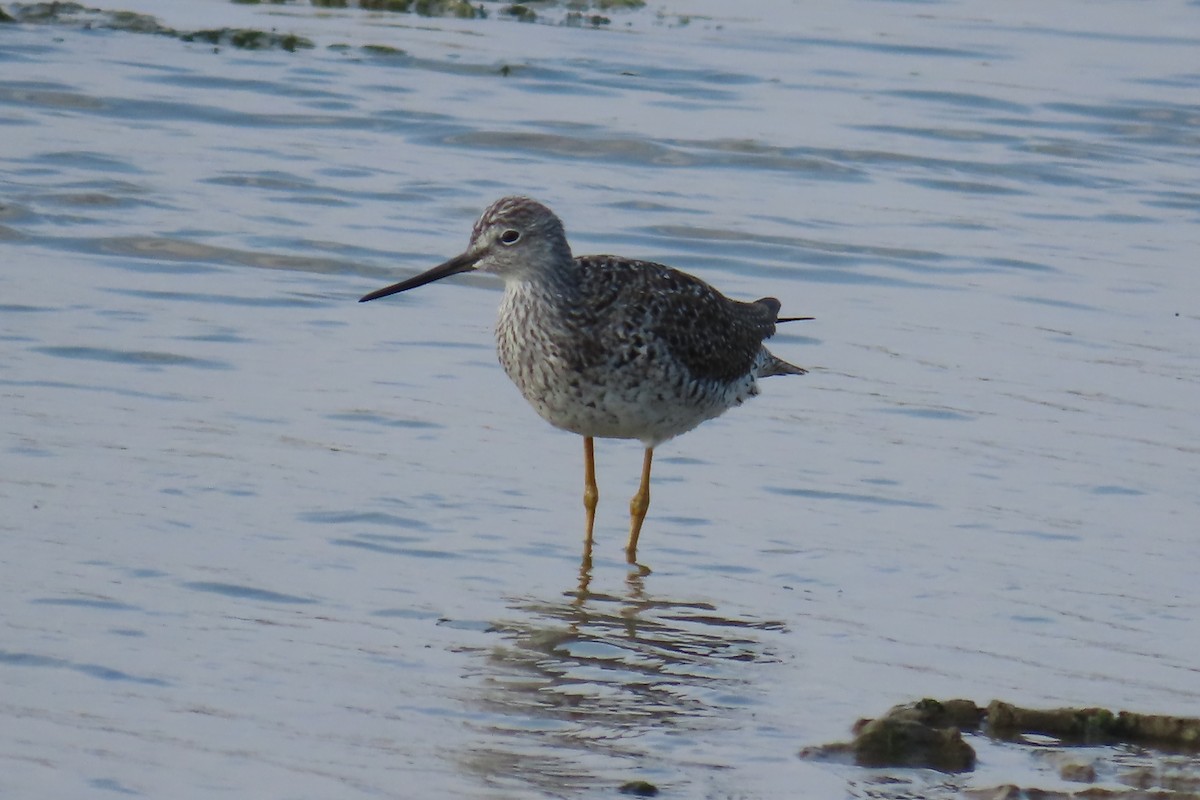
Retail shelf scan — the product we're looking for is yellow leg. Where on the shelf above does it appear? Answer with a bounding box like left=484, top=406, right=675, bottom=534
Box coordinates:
left=626, top=447, right=653, bottom=563
left=583, top=436, right=598, bottom=551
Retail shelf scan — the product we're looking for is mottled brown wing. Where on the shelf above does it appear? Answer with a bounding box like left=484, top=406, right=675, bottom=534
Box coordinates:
left=575, top=256, right=778, bottom=383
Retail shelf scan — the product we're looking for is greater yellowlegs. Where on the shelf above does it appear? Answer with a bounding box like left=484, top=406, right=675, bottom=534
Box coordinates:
left=360, top=197, right=810, bottom=564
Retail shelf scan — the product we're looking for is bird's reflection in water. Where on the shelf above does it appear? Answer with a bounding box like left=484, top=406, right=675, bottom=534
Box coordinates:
left=460, top=550, right=788, bottom=793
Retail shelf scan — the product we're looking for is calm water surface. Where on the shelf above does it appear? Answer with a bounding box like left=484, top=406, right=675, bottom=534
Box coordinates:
left=2, top=1, right=1198, bottom=797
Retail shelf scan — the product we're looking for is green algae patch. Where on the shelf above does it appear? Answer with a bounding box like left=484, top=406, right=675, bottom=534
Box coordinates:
left=268, top=0, right=642, bottom=22
left=5, top=2, right=171, bottom=33
left=314, top=0, right=483, bottom=14
left=5, top=0, right=648, bottom=48
left=310, top=0, right=639, bottom=11
left=360, top=43, right=407, bottom=55
left=564, top=11, right=612, bottom=26
left=502, top=4, right=536, bottom=22
left=5, top=3, right=315, bottom=51
left=180, top=28, right=315, bottom=51
left=369, top=0, right=482, bottom=15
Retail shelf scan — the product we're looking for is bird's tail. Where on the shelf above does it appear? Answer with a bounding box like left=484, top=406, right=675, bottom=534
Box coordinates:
left=760, top=348, right=807, bottom=377
left=751, top=298, right=811, bottom=376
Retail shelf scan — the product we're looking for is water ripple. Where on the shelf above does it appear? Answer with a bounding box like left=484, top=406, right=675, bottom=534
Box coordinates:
left=32, top=346, right=231, bottom=370
left=0, top=650, right=168, bottom=686
left=181, top=582, right=316, bottom=604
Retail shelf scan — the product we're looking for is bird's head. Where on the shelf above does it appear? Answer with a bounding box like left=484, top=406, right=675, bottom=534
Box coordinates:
left=359, top=196, right=572, bottom=303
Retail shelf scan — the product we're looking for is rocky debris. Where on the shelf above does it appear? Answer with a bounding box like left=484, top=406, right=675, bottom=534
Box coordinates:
left=803, top=699, right=1200, bottom=774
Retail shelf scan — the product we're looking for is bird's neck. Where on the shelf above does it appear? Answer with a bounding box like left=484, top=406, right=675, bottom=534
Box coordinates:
left=504, top=256, right=583, bottom=302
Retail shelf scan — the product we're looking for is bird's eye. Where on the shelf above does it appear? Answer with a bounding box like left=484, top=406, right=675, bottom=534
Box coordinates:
left=499, top=229, right=521, bottom=245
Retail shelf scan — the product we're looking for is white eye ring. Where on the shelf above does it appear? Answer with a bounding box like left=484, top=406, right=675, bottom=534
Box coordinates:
left=499, top=229, right=521, bottom=245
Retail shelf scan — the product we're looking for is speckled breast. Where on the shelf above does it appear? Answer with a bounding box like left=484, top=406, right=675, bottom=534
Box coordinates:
left=495, top=283, right=758, bottom=447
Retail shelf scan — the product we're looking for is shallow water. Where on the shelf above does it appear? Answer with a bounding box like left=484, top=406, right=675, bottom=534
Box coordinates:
left=2, top=1, right=1198, bottom=797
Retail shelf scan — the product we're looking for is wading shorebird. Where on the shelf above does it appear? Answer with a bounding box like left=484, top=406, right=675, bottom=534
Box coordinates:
left=360, top=196, right=810, bottom=565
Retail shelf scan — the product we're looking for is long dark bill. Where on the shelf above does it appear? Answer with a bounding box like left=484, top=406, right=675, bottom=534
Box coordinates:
left=359, top=251, right=479, bottom=303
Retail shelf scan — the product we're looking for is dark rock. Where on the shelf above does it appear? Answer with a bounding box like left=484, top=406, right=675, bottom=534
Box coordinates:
left=806, top=699, right=979, bottom=772
left=852, top=711, right=976, bottom=772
